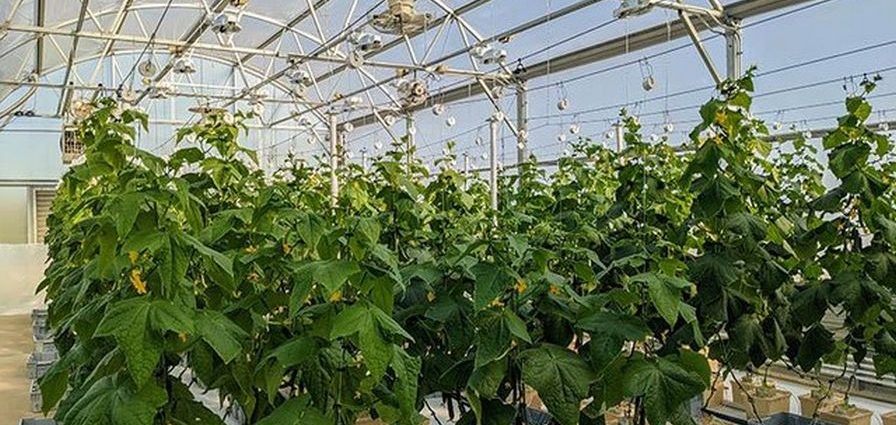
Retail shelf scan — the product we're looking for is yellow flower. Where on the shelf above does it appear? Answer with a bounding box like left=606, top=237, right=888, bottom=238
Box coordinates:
left=514, top=279, right=528, bottom=294
left=130, top=269, right=147, bottom=294
left=128, top=251, right=139, bottom=264
left=245, top=245, right=257, bottom=254
left=548, top=285, right=561, bottom=296
left=329, top=290, right=343, bottom=303
left=489, top=297, right=505, bottom=308
left=178, top=333, right=188, bottom=343
left=282, top=243, right=292, bottom=254
left=426, top=291, right=436, bottom=302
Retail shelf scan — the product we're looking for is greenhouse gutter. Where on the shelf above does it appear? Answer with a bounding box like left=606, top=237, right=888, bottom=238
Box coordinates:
left=344, top=0, right=816, bottom=130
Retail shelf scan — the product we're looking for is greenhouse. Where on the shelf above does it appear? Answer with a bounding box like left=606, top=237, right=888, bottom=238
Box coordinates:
left=0, top=0, right=895, bottom=424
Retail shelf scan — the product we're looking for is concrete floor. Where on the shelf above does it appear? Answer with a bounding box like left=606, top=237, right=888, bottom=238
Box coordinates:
left=0, top=314, right=36, bottom=425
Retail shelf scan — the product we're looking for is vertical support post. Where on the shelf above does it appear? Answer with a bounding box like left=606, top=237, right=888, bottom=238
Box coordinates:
left=328, top=113, right=340, bottom=207
left=515, top=81, right=529, bottom=165
left=725, top=20, right=743, bottom=81
left=361, top=149, right=369, bottom=169
left=489, top=112, right=502, bottom=212
left=615, top=122, right=625, bottom=152
left=405, top=113, right=416, bottom=170
left=462, top=152, right=470, bottom=190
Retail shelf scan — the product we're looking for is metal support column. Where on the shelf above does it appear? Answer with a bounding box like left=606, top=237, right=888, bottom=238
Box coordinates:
left=679, top=11, right=723, bottom=85
left=406, top=114, right=416, bottom=170
left=515, top=81, right=529, bottom=165
left=329, top=113, right=340, bottom=207
left=725, top=20, right=743, bottom=81
left=489, top=112, right=502, bottom=212
left=615, top=122, right=625, bottom=152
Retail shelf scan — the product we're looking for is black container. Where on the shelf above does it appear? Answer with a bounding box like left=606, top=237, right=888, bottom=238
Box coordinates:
left=705, top=409, right=839, bottom=425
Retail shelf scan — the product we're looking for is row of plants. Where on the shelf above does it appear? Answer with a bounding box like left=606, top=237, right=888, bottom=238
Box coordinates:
left=39, top=71, right=896, bottom=425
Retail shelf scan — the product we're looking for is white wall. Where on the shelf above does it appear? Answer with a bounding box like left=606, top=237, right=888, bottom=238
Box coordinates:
left=0, top=244, right=47, bottom=316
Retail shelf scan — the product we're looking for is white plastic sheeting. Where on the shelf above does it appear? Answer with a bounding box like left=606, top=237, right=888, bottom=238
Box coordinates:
left=0, top=244, right=46, bottom=316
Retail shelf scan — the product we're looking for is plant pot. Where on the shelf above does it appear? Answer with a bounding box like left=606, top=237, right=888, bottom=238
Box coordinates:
left=799, top=392, right=844, bottom=417
left=704, top=378, right=726, bottom=407
left=728, top=387, right=790, bottom=418
left=817, top=406, right=872, bottom=425
left=880, top=411, right=896, bottom=425
left=729, top=376, right=776, bottom=408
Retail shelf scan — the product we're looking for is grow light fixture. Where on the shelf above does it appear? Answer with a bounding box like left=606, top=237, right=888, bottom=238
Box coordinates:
left=286, top=68, right=314, bottom=88
left=395, top=78, right=429, bottom=108
left=471, top=43, right=508, bottom=65
left=147, top=81, right=174, bottom=99
left=348, top=32, right=383, bottom=53
left=614, top=0, right=654, bottom=18
left=210, top=12, right=242, bottom=34
left=172, top=56, right=197, bottom=74
left=370, top=0, right=433, bottom=35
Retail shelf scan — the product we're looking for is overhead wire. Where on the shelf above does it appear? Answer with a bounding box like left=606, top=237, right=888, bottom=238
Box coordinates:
left=116, top=0, right=175, bottom=94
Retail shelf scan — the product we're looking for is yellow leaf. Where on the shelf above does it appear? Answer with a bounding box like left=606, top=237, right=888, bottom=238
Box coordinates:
left=514, top=279, right=528, bottom=294
left=128, top=250, right=139, bottom=264
left=426, top=291, right=436, bottom=302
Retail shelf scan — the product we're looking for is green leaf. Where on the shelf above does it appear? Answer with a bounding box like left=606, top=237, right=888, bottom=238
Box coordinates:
left=331, top=303, right=398, bottom=381
left=195, top=310, right=247, bottom=364
left=256, top=395, right=332, bottom=425
left=503, top=310, right=532, bottom=344
left=623, top=357, right=705, bottom=425
left=39, top=361, right=69, bottom=414
left=829, top=143, right=870, bottom=178
left=109, top=192, right=145, bottom=236
left=181, top=233, right=233, bottom=278
left=313, top=260, right=360, bottom=296
left=94, top=298, right=160, bottom=388
left=796, top=325, right=835, bottom=371
left=576, top=311, right=650, bottom=341
left=472, top=263, right=512, bottom=310
left=468, top=359, right=507, bottom=399
left=149, top=300, right=194, bottom=335
left=392, top=346, right=423, bottom=421
left=63, top=375, right=167, bottom=425
left=267, top=336, right=318, bottom=369
left=630, top=273, right=682, bottom=326
left=520, top=344, right=595, bottom=425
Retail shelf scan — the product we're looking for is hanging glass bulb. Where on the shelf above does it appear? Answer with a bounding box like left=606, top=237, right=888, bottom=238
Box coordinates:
left=516, top=142, right=525, bottom=150
left=663, top=123, right=674, bottom=133
left=605, top=131, right=614, bottom=140
left=879, top=122, right=890, bottom=132
left=480, top=152, right=488, bottom=160
left=569, top=124, right=581, bottom=135
left=642, top=75, right=656, bottom=92
left=442, top=147, right=451, bottom=155
left=342, top=122, right=355, bottom=133
left=432, top=103, right=446, bottom=116
left=649, top=134, right=660, bottom=142
left=384, top=114, right=397, bottom=126
left=345, top=150, right=354, bottom=159
left=773, top=121, right=783, bottom=131
left=374, top=141, right=383, bottom=150
left=562, top=149, right=571, bottom=157
left=475, top=136, right=484, bottom=146
left=557, top=98, right=570, bottom=111
left=445, top=117, right=456, bottom=127
left=803, top=130, right=813, bottom=139
left=557, top=134, right=567, bottom=143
